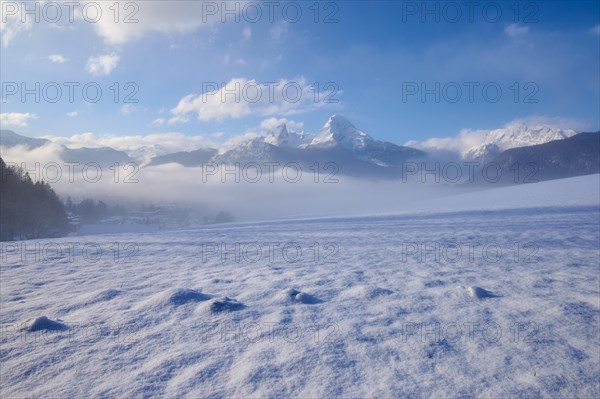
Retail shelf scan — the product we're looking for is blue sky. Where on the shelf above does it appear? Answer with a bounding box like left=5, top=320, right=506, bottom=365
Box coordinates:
left=1, top=0, right=599, bottom=147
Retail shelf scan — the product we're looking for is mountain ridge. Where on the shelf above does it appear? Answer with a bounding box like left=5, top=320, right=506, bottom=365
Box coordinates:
left=1, top=117, right=594, bottom=180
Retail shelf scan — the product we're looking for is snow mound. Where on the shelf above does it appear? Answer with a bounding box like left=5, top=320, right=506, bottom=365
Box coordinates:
left=280, top=288, right=322, bottom=304
left=340, top=285, right=393, bottom=299
left=465, top=286, right=498, bottom=299
left=151, top=288, right=211, bottom=307
left=206, top=297, right=244, bottom=313
left=23, top=316, right=68, bottom=332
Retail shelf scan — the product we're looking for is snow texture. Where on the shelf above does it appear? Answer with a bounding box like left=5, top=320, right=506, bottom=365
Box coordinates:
left=1, top=175, right=599, bottom=397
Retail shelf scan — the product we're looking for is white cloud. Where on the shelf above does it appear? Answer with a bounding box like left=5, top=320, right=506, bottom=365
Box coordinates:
left=0, top=112, right=38, bottom=127
left=504, top=23, right=529, bottom=39
left=590, top=24, right=600, bottom=35
left=151, top=118, right=166, bottom=126
left=260, top=117, right=304, bottom=132
left=2, top=1, right=239, bottom=47
left=41, top=131, right=218, bottom=155
left=170, top=77, right=339, bottom=123
left=171, top=79, right=252, bottom=121
left=242, top=26, right=252, bottom=41
left=234, top=58, right=247, bottom=65
left=86, top=53, right=120, bottom=76
left=0, top=143, right=67, bottom=175
left=48, top=54, right=68, bottom=63
left=168, top=115, right=190, bottom=125
left=0, top=2, right=33, bottom=47
left=405, top=131, right=483, bottom=155
left=86, top=1, right=245, bottom=45
left=66, top=111, right=78, bottom=117
left=120, top=104, right=137, bottom=115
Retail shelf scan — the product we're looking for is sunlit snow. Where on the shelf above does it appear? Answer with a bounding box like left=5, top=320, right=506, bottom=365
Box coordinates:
left=1, top=175, right=599, bottom=397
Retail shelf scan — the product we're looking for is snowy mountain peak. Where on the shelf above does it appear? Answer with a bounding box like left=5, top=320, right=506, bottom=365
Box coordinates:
left=324, top=114, right=355, bottom=131
left=482, top=122, right=576, bottom=148
left=310, top=114, right=374, bottom=150
left=263, top=123, right=312, bottom=148
left=273, top=123, right=289, bottom=137
left=264, top=123, right=289, bottom=145
left=461, top=122, right=577, bottom=161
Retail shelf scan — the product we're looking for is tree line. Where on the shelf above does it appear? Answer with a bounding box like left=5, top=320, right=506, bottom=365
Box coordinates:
left=1, top=155, right=236, bottom=241
left=0, top=157, right=69, bottom=241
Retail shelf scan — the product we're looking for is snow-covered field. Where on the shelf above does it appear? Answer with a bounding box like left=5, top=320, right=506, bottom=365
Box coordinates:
left=1, top=176, right=599, bottom=397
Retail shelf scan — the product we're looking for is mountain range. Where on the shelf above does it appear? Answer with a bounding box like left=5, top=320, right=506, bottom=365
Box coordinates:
left=0, top=130, right=135, bottom=167
left=210, top=115, right=425, bottom=178
left=406, top=122, right=578, bottom=164
left=462, top=124, right=577, bottom=163
left=1, top=115, right=598, bottom=182
left=492, top=132, right=600, bottom=182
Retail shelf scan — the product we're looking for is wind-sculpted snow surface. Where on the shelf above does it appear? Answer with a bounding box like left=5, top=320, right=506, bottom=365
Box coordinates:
left=1, top=190, right=599, bottom=397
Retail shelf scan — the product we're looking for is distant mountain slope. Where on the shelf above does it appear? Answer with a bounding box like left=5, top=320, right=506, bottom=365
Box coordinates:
left=2, top=121, right=595, bottom=181
left=407, top=122, right=578, bottom=163
left=464, top=123, right=577, bottom=162
left=491, top=132, right=599, bottom=182
left=60, top=146, right=136, bottom=167
left=147, top=148, right=218, bottom=167
left=0, top=130, right=136, bottom=167
left=0, top=130, right=50, bottom=149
